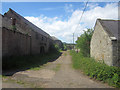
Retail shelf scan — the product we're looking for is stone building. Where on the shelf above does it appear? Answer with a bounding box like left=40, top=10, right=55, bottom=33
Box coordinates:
left=90, top=19, right=120, bottom=67
left=2, top=8, right=54, bottom=57
left=51, top=36, right=63, bottom=50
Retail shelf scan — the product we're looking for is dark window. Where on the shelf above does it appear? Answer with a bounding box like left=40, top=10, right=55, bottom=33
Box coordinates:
left=42, top=37, right=44, bottom=41
left=12, top=18, right=16, bottom=31
left=12, top=18, right=16, bottom=26
left=40, top=46, right=45, bottom=54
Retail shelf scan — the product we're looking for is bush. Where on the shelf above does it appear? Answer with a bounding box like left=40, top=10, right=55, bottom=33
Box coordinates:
left=76, top=29, right=93, bottom=57
left=70, top=50, right=120, bottom=88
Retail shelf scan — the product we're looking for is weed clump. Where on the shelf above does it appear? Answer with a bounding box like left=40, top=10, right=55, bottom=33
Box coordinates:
left=70, top=50, right=120, bottom=88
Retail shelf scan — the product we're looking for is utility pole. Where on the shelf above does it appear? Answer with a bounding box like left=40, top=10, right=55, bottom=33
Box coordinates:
left=73, top=33, right=74, bottom=50
left=77, top=36, right=78, bottom=53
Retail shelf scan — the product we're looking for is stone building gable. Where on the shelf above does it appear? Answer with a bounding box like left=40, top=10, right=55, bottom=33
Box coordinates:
left=91, top=19, right=120, bottom=67
left=98, top=19, right=120, bottom=66
left=0, top=14, right=2, bottom=27
left=4, top=8, right=50, bottom=38
left=2, top=8, right=54, bottom=56
left=91, top=19, right=113, bottom=65
left=51, top=36, right=63, bottom=49
left=97, top=19, right=119, bottom=40
left=2, top=27, right=31, bottom=57
left=93, top=19, right=110, bottom=39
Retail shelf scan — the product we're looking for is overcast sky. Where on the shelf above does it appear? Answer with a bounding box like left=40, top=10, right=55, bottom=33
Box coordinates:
left=2, top=2, right=118, bottom=43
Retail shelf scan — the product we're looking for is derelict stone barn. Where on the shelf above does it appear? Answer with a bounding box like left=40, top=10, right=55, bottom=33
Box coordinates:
left=1, top=8, right=54, bottom=57
left=51, top=36, right=64, bottom=50
left=90, top=19, right=120, bottom=67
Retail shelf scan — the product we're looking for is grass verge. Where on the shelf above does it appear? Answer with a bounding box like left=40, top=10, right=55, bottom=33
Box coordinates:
left=52, top=64, right=61, bottom=72
left=70, top=50, right=120, bottom=88
left=2, top=76, right=37, bottom=88
left=3, top=51, right=61, bottom=71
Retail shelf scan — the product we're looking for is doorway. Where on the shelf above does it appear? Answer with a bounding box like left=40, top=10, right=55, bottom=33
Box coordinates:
left=40, top=46, right=45, bottom=54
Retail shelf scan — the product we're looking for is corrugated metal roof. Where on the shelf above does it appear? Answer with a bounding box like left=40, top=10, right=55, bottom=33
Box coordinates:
left=98, top=19, right=120, bottom=40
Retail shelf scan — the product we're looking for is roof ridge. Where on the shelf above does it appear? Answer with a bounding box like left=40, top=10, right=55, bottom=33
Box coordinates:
left=97, top=18, right=119, bottom=40
left=7, top=8, right=50, bottom=37
left=98, top=18, right=120, bottom=21
left=98, top=19, right=115, bottom=38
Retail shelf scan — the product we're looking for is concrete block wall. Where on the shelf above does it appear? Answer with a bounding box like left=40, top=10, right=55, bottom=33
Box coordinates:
left=0, top=15, right=2, bottom=60
left=30, top=31, right=50, bottom=54
left=2, top=9, right=52, bottom=55
left=2, top=27, right=31, bottom=57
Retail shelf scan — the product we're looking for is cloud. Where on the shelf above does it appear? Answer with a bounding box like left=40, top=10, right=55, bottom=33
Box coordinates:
left=87, top=3, right=99, bottom=9
left=64, top=4, right=74, bottom=13
left=25, top=3, right=118, bottom=43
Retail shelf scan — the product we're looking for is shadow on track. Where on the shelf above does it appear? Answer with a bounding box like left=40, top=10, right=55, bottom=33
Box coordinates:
left=2, top=51, right=62, bottom=76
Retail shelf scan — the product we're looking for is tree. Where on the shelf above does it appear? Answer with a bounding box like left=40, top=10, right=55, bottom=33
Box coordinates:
left=76, top=28, right=93, bottom=57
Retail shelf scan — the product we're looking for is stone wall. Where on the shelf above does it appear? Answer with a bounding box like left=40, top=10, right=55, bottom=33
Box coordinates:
left=118, top=19, right=120, bottom=66
left=90, top=20, right=113, bottom=66
left=2, top=27, right=31, bottom=57
left=112, top=40, right=119, bottom=66
left=30, top=30, right=50, bottom=54
left=118, top=40, right=120, bottom=67
left=2, top=9, right=53, bottom=56
left=0, top=15, right=2, bottom=59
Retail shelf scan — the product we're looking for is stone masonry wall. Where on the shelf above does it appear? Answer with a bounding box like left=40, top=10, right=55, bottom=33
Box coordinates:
left=2, top=27, right=31, bottom=57
left=112, top=40, right=119, bottom=66
left=118, top=40, right=120, bottom=67
left=0, top=15, right=2, bottom=59
left=90, top=20, right=113, bottom=66
left=2, top=9, right=52, bottom=55
left=118, top=19, right=120, bottom=66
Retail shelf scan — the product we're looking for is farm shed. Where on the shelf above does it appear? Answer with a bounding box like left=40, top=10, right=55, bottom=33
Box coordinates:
left=90, top=19, right=120, bottom=67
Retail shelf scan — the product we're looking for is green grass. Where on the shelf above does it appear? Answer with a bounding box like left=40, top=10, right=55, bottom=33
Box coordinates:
left=3, top=51, right=61, bottom=71
left=2, top=75, right=7, bottom=78
left=29, top=66, right=43, bottom=71
left=64, top=53, right=67, bottom=56
left=52, top=64, right=61, bottom=72
left=70, top=50, right=120, bottom=88
left=2, top=76, right=36, bottom=88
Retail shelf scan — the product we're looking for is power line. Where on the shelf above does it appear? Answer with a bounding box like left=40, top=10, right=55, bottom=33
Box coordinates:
left=74, top=0, right=89, bottom=34
left=73, top=0, right=89, bottom=45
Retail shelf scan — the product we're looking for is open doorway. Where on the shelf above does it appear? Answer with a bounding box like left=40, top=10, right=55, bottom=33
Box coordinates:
left=40, top=46, right=45, bottom=54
